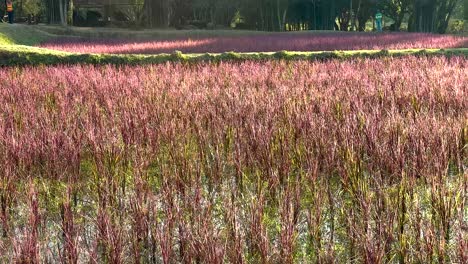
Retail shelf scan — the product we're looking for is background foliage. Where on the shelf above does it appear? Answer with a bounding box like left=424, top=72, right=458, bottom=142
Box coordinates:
left=3, top=0, right=467, bottom=33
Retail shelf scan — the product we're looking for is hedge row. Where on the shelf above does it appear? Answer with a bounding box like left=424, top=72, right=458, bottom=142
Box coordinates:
left=1, top=46, right=467, bottom=66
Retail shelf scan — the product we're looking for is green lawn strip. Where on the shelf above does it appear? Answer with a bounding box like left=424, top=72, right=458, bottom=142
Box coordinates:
left=36, top=25, right=272, bottom=40
left=0, top=24, right=57, bottom=46
left=1, top=45, right=467, bottom=66
left=2, top=24, right=361, bottom=44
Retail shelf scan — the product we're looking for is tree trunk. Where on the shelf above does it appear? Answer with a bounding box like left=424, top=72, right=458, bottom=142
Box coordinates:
left=394, top=11, right=405, bottom=31
left=329, top=0, right=337, bottom=30
left=58, top=0, right=68, bottom=26
left=276, top=0, right=288, bottom=31
left=436, top=0, right=458, bottom=33
left=411, top=0, right=436, bottom=33
left=465, top=0, right=468, bottom=20
left=282, top=8, right=288, bottom=31
left=69, top=0, right=73, bottom=25
left=352, top=0, right=362, bottom=31
left=276, top=1, right=288, bottom=31
left=45, top=0, right=61, bottom=24
left=277, top=0, right=282, bottom=31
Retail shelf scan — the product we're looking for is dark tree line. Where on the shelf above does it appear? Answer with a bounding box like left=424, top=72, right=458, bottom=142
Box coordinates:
left=237, top=0, right=461, bottom=33
left=41, top=0, right=68, bottom=24
left=37, top=0, right=463, bottom=33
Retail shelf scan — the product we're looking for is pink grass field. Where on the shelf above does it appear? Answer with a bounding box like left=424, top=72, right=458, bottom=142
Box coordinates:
left=0, top=56, right=466, bottom=262
left=39, top=32, right=468, bottom=54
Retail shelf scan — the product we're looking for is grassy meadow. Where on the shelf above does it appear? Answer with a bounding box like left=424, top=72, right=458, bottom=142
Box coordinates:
left=0, top=24, right=466, bottom=263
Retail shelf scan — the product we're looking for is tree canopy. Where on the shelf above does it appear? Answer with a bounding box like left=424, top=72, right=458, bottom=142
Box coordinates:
left=9, top=0, right=466, bottom=33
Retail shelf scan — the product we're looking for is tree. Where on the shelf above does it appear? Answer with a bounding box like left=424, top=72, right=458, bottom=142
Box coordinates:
left=58, top=0, right=71, bottom=25
left=126, top=0, right=145, bottom=26
left=145, top=0, right=170, bottom=28
left=409, top=0, right=460, bottom=33
left=356, top=0, right=375, bottom=31
left=465, top=0, right=468, bottom=19
left=380, top=0, right=412, bottom=30
left=41, top=0, right=71, bottom=25
left=171, top=0, right=193, bottom=27
left=13, top=0, right=42, bottom=17
left=33, top=0, right=460, bottom=33
left=43, top=0, right=60, bottom=24
left=335, top=0, right=360, bottom=31
left=238, top=0, right=281, bottom=31
left=307, top=0, right=341, bottom=30
left=191, top=0, right=237, bottom=27
left=276, top=0, right=290, bottom=31
left=434, top=0, right=459, bottom=33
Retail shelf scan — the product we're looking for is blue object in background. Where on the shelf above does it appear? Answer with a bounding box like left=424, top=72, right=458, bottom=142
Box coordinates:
left=376, top=12, right=383, bottom=32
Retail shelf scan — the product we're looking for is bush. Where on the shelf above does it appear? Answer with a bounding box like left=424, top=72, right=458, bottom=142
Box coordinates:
left=1, top=46, right=467, bottom=67
left=447, top=19, right=466, bottom=34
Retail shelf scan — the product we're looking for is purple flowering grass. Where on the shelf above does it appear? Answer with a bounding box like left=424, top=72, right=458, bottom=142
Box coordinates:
left=0, top=57, right=466, bottom=262
left=39, top=32, right=468, bottom=54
